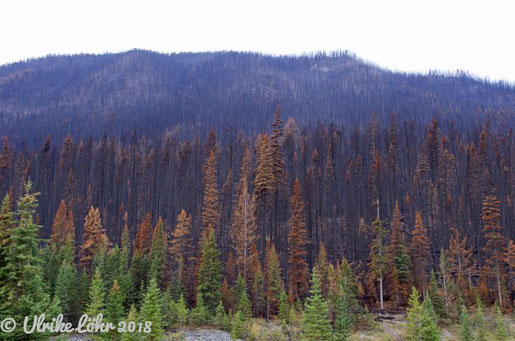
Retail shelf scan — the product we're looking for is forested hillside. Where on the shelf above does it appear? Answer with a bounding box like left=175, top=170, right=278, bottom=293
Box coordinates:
left=0, top=50, right=514, bottom=145
left=0, top=51, right=514, bottom=339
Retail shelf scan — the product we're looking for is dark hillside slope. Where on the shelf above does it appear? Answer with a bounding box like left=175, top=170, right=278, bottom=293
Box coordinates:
left=0, top=50, right=513, bottom=144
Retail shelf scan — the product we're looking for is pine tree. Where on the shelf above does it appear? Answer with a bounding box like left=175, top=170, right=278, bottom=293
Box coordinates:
left=447, top=227, right=474, bottom=299
left=214, top=300, right=226, bottom=328
left=54, top=259, right=78, bottom=321
left=139, top=278, right=164, bottom=341
left=278, top=288, right=290, bottom=325
left=253, top=134, right=274, bottom=247
left=197, top=227, right=223, bottom=312
left=264, top=238, right=282, bottom=319
left=367, top=216, right=387, bottom=310
left=313, top=242, right=330, bottom=297
left=333, top=258, right=358, bottom=341
left=238, top=286, right=252, bottom=319
left=481, top=193, right=508, bottom=308
left=428, top=270, right=445, bottom=318
left=387, top=200, right=411, bottom=306
left=459, top=305, right=473, bottom=341
left=230, top=172, right=257, bottom=282
left=233, top=273, right=246, bottom=309
left=176, top=295, right=188, bottom=331
left=119, top=214, right=133, bottom=309
left=86, top=268, right=105, bottom=317
left=202, top=151, right=220, bottom=235
left=250, top=244, right=265, bottom=317
left=0, top=183, right=56, bottom=340
left=231, top=310, right=246, bottom=340
left=49, top=199, right=75, bottom=252
left=405, top=287, right=424, bottom=341
left=494, top=304, right=508, bottom=341
left=420, top=295, right=441, bottom=341
left=80, top=206, right=109, bottom=272
left=149, top=217, right=168, bottom=290
left=121, top=305, right=139, bottom=341
left=288, top=178, right=309, bottom=302
left=105, top=280, right=125, bottom=341
left=474, top=296, right=486, bottom=341
left=0, top=193, right=14, bottom=302
left=133, top=212, right=153, bottom=254
left=302, top=270, right=332, bottom=341
left=190, top=292, right=209, bottom=326
left=170, top=209, right=193, bottom=302
left=409, top=211, right=431, bottom=293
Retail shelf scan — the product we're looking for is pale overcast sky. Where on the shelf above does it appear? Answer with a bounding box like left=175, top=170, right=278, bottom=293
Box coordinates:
left=1, top=0, right=514, bottom=82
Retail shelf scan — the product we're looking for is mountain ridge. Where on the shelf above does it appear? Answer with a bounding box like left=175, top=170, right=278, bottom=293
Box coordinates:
left=0, top=49, right=513, bottom=144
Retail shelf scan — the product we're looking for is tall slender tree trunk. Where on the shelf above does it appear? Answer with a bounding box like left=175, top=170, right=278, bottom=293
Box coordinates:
left=379, top=272, right=384, bottom=310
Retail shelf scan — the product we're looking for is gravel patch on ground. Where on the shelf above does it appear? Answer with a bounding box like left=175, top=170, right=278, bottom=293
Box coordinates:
left=182, top=329, right=233, bottom=341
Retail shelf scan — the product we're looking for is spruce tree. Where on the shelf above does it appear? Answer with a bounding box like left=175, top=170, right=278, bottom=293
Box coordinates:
left=428, top=270, right=445, bottom=318
left=367, top=216, right=387, bottom=310
left=405, top=287, right=424, bottom=341
left=86, top=268, right=105, bottom=317
left=176, top=295, right=188, bottom=331
left=420, top=295, right=441, bottom=341
left=231, top=310, right=246, bottom=340
left=333, top=279, right=353, bottom=341
left=0, top=183, right=56, bottom=340
left=214, top=301, right=226, bottom=328
left=474, top=296, right=486, bottom=341
left=494, top=304, right=508, bottom=341
left=387, top=200, right=412, bottom=306
left=196, top=227, right=223, bottom=312
left=409, top=211, right=431, bottom=293
left=458, top=305, right=473, bottom=341
left=264, top=239, right=282, bottom=319
left=105, top=280, right=125, bottom=341
left=149, top=217, right=167, bottom=290
left=278, top=288, right=290, bottom=326
left=302, top=270, right=332, bottom=341
left=121, top=305, right=139, bottom=341
left=54, top=259, right=78, bottom=321
left=190, top=293, right=209, bottom=326
left=139, top=278, right=164, bottom=341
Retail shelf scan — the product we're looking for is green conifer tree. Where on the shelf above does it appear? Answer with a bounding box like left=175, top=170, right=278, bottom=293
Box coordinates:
left=120, top=305, right=139, bottom=341
left=190, top=293, right=209, bottom=326
left=458, top=305, right=473, bottom=341
left=54, top=259, right=78, bottom=321
left=176, top=295, right=188, bottom=331
left=197, top=227, right=223, bottom=312
left=231, top=311, right=246, bottom=340
left=405, top=287, right=424, bottom=341
left=474, top=296, right=486, bottom=341
left=494, top=304, right=508, bottom=341
left=428, top=270, right=445, bottom=318
left=105, top=280, right=125, bottom=341
left=278, top=288, right=290, bottom=325
left=333, top=278, right=353, bottom=341
left=420, top=295, right=441, bottom=341
left=149, top=217, right=168, bottom=290
left=302, top=270, right=332, bottom=341
left=139, top=278, right=164, bottom=341
left=0, top=183, right=57, bottom=340
left=86, top=268, right=105, bottom=317
left=214, top=301, right=226, bottom=328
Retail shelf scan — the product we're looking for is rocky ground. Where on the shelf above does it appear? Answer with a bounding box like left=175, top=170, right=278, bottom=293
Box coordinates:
left=181, top=329, right=233, bottom=341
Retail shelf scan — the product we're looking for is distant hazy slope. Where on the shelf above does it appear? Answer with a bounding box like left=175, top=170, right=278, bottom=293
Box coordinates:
left=0, top=50, right=513, bottom=143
